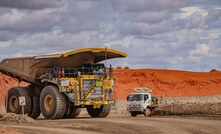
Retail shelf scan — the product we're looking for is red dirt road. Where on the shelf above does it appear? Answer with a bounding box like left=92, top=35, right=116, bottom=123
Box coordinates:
left=0, top=126, right=22, bottom=134
left=1, top=116, right=221, bottom=134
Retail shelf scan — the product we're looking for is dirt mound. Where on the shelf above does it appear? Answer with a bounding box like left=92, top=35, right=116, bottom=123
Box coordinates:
left=113, top=69, right=221, bottom=100
left=168, top=95, right=221, bottom=104
left=0, top=113, right=35, bottom=124
left=152, top=103, right=221, bottom=116
left=0, top=103, right=34, bottom=124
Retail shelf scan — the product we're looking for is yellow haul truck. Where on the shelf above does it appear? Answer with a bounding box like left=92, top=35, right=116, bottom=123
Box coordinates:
left=0, top=48, right=127, bottom=119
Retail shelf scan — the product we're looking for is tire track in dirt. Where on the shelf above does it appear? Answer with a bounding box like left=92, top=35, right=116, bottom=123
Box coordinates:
left=1, top=117, right=221, bottom=134
left=0, top=124, right=100, bottom=134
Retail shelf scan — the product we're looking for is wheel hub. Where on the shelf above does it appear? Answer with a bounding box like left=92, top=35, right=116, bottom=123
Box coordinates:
left=145, top=109, right=151, bottom=116
left=44, top=94, right=53, bottom=112
left=9, top=96, right=18, bottom=112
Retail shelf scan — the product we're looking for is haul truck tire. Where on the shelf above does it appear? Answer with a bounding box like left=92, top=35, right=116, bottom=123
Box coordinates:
left=131, top=112, right=137, bottom=117
left=6, top=87, right=32, bottom=115
left=29, top=96, right=41, bottom=119
left=40, top=85, right=67, bottom=119
left=63, top=107, right=81, bottom=118
left=69, top=107, right=81, bottom=118
left=86, top=104, right=111, bottom=118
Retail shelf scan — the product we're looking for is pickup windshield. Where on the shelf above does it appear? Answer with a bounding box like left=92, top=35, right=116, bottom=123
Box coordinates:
left=127, top=94, right=143, bottom=101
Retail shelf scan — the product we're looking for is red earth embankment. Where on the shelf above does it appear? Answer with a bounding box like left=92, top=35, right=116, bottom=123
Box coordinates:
left=113, top=69, right=221, bottom=100
left=0, top=75, right=27, bottom=103
left=0, top=69, right=221, bottom=102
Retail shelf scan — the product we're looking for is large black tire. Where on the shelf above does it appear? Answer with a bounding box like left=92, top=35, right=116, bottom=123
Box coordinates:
left=69, top=107, right=81, bottom=118
left=30, top=96, right=41, bottom=119
left=131, top=112, right=137, bottom=117
left=86, top=104, right=111, bottom=118
left=40, top=85, right=67, bottom=119
left=144, top=108, right=151, bottom=117
left=63, top=107, right=81, bottom=118
left=6, top=87, right=32, bottom=115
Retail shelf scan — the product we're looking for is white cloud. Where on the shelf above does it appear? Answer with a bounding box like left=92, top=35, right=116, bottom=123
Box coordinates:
left=173, top=6, right=208, bottom=19
left=99, top=22, right=113, bottom=33
left=186, top=55, right=201, bottom=64
left=136, top=11, right=169, bottom=23
left=104, top=40, right=121, bottom=48
left=0, top=7, right=63, bottom=33
left=190, top=44, right=210, bottom=56
left=0, top=9, right=26, bottom=28
left=200, top=29, right=221, bottom=40
left=215, top=7, right=221, bottom=10
left=122, top=0, right=185, bottom=12
left=152, top=56, right=183, bottom=64
left=104, top=36, right=134, bottom=48
left=190, top=43, right=221, bottom=59
left=12, top=52, right=24, bottom=57
left=122, top=36, right=134, bottom=48
left=0, top=0, right=221, bottom=72
left=0, top=41, right=12, bottom=47
left=76, top=1, right=92, bottom=10
left=120, top=21, right=171, bottom=36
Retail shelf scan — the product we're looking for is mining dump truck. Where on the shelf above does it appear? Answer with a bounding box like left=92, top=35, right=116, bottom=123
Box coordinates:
left=0, top=48, right=127, bottom=119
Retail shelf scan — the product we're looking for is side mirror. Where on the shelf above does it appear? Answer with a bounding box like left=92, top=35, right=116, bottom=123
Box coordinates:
left=127, top=96, right=129, bottom=101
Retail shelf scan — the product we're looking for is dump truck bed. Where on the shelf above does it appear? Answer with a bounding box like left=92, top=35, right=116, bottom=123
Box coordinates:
left=0, top=48, right=127, bottom=84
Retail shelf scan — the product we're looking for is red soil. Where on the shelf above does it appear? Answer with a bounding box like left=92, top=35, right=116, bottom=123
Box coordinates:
left=0, top=69, right=221, bottom=102
left=0, top=75, right=27, bottom=103
left=113, top=69, right=221, bottom=100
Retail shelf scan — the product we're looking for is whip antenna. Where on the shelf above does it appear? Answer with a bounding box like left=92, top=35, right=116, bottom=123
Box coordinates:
left=105, top=46, right=107, bottom=67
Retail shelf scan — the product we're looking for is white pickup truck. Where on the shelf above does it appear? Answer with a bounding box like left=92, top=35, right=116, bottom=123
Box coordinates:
left=127, top=88, right=159, bottom=117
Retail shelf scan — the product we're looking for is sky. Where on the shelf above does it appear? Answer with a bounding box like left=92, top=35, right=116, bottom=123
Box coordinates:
left=0, top=0, right=221, bottom=72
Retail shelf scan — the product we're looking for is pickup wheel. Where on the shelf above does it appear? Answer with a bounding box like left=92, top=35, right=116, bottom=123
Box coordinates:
left=144, top=108, right=151, bottom=117
left=40, top=85, right=67, bottom=119
left=6, top=87, right=32, bottom=115
left=86, top=104, right=111, bottom=118
left=131, top=112, right=137, bottom=117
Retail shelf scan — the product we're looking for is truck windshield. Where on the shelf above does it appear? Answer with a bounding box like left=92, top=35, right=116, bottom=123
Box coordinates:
left=128, top=94, right=143, bottom=101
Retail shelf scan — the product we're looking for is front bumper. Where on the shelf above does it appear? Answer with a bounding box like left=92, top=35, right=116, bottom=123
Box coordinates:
left=127, top=106, right=143, bottom=112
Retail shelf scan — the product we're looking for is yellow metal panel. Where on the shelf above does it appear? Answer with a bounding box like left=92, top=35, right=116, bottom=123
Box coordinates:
left=96, top=81, right=103, bottom=87
left=62, top=48, right=127, bottom=58
left=83, top=83, right=96, bottom=99
left=81, top=75, right=97, bottom=79
left=93, top=102, right=102, bottom=109
left=108, top=101, right=114, bottom=104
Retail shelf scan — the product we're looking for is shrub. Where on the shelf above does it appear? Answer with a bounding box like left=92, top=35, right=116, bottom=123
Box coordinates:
left=124, top=66, right=130, bottom=69
left=116, top=66, right=122, bottom=69
left=209, top=69, right=217, bottom=73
